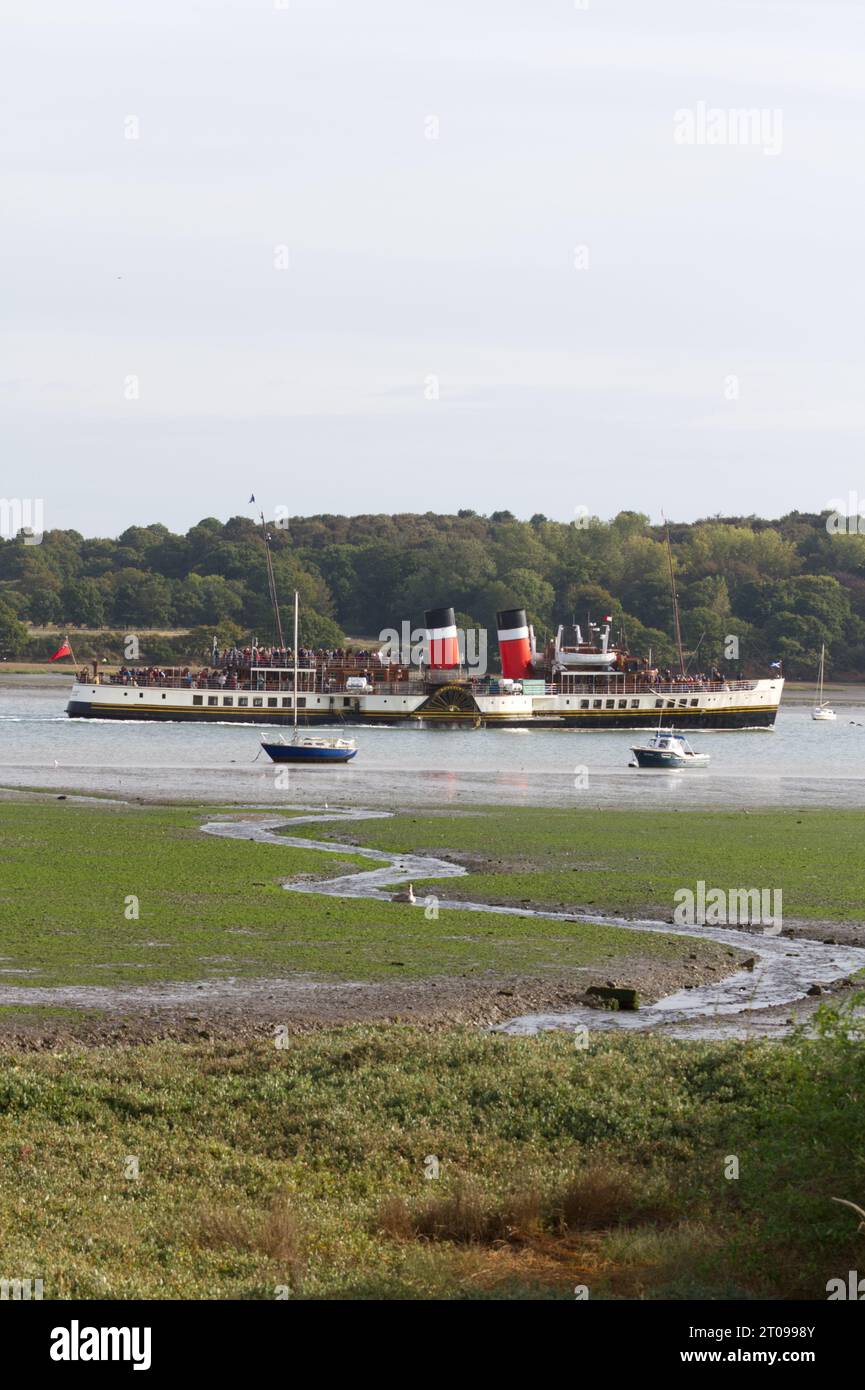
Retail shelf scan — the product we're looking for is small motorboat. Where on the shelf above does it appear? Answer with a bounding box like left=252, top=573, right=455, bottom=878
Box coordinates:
left=812, top=643, right=836, bottom=721
left=630, top=729, right=710, bottom=769
left=262, top=733, right=357, bottom=764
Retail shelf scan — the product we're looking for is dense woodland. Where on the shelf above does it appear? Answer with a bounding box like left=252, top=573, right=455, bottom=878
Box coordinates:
left=2, top=509, right=865, bottom=677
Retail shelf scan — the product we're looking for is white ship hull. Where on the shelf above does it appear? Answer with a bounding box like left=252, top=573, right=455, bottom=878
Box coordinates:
left=67, top=678, right=784, bottom=730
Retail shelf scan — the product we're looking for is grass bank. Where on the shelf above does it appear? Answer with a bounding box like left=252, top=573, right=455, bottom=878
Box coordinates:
left=1, top=1011, right=863, bottom=1299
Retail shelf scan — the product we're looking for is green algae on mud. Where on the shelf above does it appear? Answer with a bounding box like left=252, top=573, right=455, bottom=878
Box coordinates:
left=0, top=801, right=732, bottom=989
left=317, top=806, right=865, bottom=924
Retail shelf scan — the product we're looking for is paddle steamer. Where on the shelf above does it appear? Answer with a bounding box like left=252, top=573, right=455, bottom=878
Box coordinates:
left=66, top=605, right=783, bottom=730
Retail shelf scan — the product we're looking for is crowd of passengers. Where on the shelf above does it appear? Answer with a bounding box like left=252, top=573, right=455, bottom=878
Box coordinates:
left=109, top=659, right=383, bottom=691
left=214, top=651, right=733, bottom=689
left=104, top=643, right=739, bottom=691
left=216, top=645, right=377, bottom=671
left=108, top=647, right=380, bottom=688
left=644, top=667, right=727, bottom=688
left=111, top=666, right=240, bottom=689
left=108, top=664, right=737, bottom=694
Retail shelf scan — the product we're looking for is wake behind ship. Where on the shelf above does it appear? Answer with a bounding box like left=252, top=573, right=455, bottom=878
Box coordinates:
left=66, top=605, right=783, bottom=730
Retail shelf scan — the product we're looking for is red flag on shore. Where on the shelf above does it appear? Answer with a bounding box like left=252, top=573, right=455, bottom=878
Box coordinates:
left=49, top=639, right=73, bottom=661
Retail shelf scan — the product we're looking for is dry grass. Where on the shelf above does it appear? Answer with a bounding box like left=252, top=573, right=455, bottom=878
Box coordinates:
left=197, top=1196, right=304, bottom=1286
left=554, top=1162, right=675, bottom=1231
left=377, top=1163, right=675, bottom=1252
left=378, top=1177, right=541, bottom=1247
left=376, top=1195, right=415, bottom=1241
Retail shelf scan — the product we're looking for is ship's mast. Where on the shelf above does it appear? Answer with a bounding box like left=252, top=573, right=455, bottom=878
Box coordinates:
left=293, top=589, right=299, bottom=731
left=259, top=511, right=286, bottom=650
left=663, top=515, right=686, bottom=676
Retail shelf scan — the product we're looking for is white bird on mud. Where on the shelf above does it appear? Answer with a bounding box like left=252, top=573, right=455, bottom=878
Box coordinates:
left=392, top=883, right=416, bottom=904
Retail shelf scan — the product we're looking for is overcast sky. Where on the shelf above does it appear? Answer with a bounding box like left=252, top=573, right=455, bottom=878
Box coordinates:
left=2, top=0, right=863, bottom=536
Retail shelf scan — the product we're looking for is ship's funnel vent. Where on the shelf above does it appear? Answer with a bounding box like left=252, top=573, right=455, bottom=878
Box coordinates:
left=424, top=606, right=459, bottom=669
left=496, top=607, right=534, bottom=680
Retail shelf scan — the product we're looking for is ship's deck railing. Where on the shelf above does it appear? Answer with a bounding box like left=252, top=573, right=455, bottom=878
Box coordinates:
left=550, top=676, right=757, bottom=695
left=92, top=670, right=429, bottom=696
left=90, top=669, right=760, bottom=696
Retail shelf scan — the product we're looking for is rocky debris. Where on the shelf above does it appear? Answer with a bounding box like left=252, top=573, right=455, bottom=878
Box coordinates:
left=586, top=985, right=640, bottom=1011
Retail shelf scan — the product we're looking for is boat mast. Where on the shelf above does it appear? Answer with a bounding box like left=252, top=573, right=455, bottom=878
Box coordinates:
left=817, top=642, right=825, bottom=706
left=259, top=511, right=286, bottom=651
left=293, top=589, right=299, bottom=731
left=664, top=516, right=686, bottom=676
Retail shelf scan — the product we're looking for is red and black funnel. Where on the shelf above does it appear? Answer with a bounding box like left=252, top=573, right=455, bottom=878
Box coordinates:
left=425, top=606, right=459, bottom=669
left=496, top=608, right=534, bottom=679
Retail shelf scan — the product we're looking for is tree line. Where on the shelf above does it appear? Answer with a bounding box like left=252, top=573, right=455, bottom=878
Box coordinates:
left=2, top=509, right=864, bottom=677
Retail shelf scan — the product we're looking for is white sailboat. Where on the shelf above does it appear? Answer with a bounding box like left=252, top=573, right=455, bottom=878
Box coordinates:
left=812, top=644, right=836, bottom=721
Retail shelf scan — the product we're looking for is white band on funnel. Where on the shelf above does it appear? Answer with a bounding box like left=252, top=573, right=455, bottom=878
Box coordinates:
left=427, top=625, right=458, bottom=640
left=498, top=626, right=529, bottom=642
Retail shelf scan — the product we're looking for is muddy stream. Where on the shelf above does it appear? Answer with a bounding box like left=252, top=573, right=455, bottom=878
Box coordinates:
left=200, top=809, right=865, bottom=1040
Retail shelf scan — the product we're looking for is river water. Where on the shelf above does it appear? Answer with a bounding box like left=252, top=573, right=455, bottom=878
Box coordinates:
left=2, top=677, right=865, bottom=809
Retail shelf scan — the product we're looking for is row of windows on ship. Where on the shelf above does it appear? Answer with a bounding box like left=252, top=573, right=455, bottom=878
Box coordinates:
left=110, top=691, right=710, bottom=710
